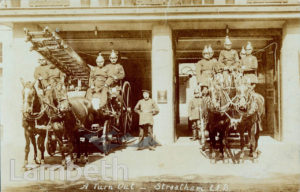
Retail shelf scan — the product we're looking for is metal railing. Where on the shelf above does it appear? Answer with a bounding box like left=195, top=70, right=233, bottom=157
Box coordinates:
left=0, top=0, right=298, bottom=8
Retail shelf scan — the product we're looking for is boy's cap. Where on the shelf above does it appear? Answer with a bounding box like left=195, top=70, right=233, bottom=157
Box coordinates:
left=142, top=89, right=151, bottom=93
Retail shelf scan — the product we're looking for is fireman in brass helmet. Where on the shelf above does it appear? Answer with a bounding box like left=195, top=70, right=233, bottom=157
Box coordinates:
left=103, top=50, right=125, bottom=107
left=103, top=50, right=125, bottom=88
left=218, top=36, right=240, bottom=70
left=240, top=46, right=246, bottom=60
left=34, top=57, right=66, bottom=107
left=196, top=45, right=215, bottom=95
left=34, top=56, right=50, bottom=96
left=240, top=42, right=258, bottom=85
left=86, top=53, right=109, bottom=110
left=218, top=36, right=240, bottom=88
left=47, top=63, right=66, bottom=106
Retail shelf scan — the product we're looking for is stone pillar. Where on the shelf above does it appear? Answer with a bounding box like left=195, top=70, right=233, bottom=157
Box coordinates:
left=2, top=24, right=41, bottom=145
left=152, top=24, right=175, bottom=145
left=281, top=20, right=300, bottom=144
left=0, top=25, right=13, bottom=139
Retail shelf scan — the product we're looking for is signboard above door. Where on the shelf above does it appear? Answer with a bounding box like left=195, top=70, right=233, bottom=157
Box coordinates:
left=29, top=0, right=70, bottom=7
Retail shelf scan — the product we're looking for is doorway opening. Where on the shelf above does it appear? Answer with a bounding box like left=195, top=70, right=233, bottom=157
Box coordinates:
left=59, top=30, right=152, bottom=136
left=174, top=29, right=282, bottom=140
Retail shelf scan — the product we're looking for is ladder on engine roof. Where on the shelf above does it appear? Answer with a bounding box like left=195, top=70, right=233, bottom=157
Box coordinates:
left=24, top=26, right=90, bottom=88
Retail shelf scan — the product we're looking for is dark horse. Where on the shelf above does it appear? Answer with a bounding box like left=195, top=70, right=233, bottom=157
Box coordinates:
left=22, top=79, right=80, bottom=168
left=204, top=83, right=231, bottom=163
left=233, top=84, right=265, bottom=162
left=21, top=80, right=47, bottom=169
left=58, top=96, right=99, bottom=163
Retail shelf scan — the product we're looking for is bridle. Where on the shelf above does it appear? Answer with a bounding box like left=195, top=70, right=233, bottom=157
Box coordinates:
left=22, top=85, right=49, bottom=121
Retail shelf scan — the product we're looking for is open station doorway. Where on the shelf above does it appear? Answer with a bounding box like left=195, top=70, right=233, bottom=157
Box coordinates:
left=174, top=29, right=281, bottom=140
left=58, top=30, right=152, bottom=136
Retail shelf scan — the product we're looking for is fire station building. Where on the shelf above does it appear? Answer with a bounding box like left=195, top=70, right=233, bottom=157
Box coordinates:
left=0, top=0, right=300, bottom=145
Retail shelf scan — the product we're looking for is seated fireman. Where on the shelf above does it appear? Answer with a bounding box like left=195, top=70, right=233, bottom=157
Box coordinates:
left=196, top=45, right=216, bottom=94
left=218, top=36, right=240, bottom=70
left=86, top=53, right=109, bottom=110
left=34, top=57, right=49, bottom=95
left=34, top=57, right=66, bottom=107
left=218, top=36, right=240, bottom=87
left=103, top=50, right=125, bottom=100
left=240, top=42, right=258, bottom=85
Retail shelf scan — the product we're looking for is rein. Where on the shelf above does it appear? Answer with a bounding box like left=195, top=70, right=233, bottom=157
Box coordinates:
left=23, top=105, right=49, bottom=121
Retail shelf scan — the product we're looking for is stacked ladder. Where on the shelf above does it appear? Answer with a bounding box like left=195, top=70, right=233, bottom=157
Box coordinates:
left=24, top=26, right=90, bottom=88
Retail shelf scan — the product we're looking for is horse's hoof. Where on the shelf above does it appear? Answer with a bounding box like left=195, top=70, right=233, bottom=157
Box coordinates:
left=81, top=157, right=88, bottom=164
left=84, top=157, right=89, bottom=164
left=253, top=152, right=258, bottom=159
left=210, top=159, right=216, bottom=164
left=240, top=152, right=244, bottom=158
left=34, top=158, right=41, bottom=165
left=74, top=158, right=79, bottom=164
left=201, top=146, right=206, bottom=152
left=253, top=158, right=258, bottom=163
left=223, top=159, right=229, bottom=164
left=23, top=160, right=28, bottom=168
left=80, top=155, right=85, bottom=163
left=220, top=154, right=224, bottom=160
left=211, top=152, right=216, bottom=159
left=239, top=158, right=245, bottom=164
left=224, top=153, right=228, bottom=159
left=22, top=167, right=28, bottom=172
left=62, top=160, right=66, bottom=167
left=41, top=160, right=45, bottom=165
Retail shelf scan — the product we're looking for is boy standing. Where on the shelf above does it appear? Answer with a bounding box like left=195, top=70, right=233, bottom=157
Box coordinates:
left=134, top=90, right=159, bottom=151
left=188, top=88, right=202, bottom=141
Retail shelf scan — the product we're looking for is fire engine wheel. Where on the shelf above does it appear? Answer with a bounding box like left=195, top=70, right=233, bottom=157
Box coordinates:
left=102, top=120, right=111, bottom=156
left=121, top=81, right=132, bottom=136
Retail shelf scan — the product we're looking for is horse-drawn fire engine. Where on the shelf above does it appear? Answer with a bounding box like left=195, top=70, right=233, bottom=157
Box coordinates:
left=22, top=27, right=132, bottom=168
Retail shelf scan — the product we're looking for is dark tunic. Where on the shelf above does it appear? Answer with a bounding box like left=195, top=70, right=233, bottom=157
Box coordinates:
left=195, top=58, right=217, bottom=86
left=240, top=55, right=258, bottom=83
left=188, top=97, right=202, bottom=121
left=90, top=67, right=108, bottom=92
left=218, top=49, right=239, bottom=68
left=103, top=63, right=125, bottom=87
left=34, top=64, right=50, bottom=88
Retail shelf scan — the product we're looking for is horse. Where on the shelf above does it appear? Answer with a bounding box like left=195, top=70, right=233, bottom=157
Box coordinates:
left=44, top=88, right=87, bottom=167
left=21, top=80, right=48, bottom=169
left=233, top=83, right=265, bottom=162
left=204, top=82, right=231, bottom=163
left=22, top=79, right=81, bottom=168
left=57, top=96, right=100, bottom=163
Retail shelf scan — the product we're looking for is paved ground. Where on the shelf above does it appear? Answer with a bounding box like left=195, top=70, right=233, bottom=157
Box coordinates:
left=2, top=136, right=300, bottom=191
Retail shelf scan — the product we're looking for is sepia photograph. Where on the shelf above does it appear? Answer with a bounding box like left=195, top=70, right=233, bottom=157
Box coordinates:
left=0, top=0, right=300, bottom=191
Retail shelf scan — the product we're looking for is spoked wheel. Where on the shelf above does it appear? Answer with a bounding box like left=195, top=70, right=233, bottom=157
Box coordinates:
left=121, top=81, right=132, bottom=138
left=102, top=120, right=111, bottom=156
